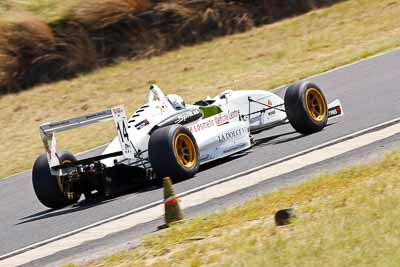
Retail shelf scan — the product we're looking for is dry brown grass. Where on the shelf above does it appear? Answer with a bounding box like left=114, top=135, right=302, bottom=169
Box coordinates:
left=73, top=0, right=154, bottom=62
left=0, top=0, right=336, bottom=91
left=0, top=15, right=99, bottom=93
left=0, top=15, right=55, bottom=92
left=50, top=22, right=98, bottom=78
left=72, top=0, right=151, bottom=29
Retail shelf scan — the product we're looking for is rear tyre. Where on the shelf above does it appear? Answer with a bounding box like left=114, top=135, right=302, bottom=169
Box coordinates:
left=284, top=81, right=328, bottom=135
left=149, top=125, right=200, bottom=180
left=32, top=151, right=80, bottom=209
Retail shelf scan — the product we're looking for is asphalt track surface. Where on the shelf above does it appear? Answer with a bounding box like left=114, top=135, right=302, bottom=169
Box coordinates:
left=1, top=49, right=400, bottom=261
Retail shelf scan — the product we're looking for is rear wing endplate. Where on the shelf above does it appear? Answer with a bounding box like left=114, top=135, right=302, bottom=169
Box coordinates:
left=40, top=105, right=136, bottom=173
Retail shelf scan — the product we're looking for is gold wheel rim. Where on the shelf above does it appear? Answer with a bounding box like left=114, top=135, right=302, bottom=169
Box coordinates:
left=174, top=133, right=197, bottom=169
left=305, top=88, right=327, bottom=122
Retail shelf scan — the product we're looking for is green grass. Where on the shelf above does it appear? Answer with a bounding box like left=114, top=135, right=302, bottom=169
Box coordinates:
left=1, top=0, right=400, bottom=178
left=67, top=151, right=400, bottom=267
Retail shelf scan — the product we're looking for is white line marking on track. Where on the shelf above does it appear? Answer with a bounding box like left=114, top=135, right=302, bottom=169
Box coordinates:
left=1, top=117, right=400, bottom=266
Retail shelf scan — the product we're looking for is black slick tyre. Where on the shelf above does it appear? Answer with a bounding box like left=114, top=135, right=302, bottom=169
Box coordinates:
left=32, top=151, right=80, bottom=209
left=149, top=125, right=200, bottom=180
left=284, top=81, right=328, bottom=135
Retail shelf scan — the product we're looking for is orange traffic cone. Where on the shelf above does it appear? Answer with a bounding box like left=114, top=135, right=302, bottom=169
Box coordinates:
left=162, top=177, right=184, bottom=227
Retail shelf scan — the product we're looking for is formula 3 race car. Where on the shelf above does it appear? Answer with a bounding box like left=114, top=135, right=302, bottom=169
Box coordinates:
left=33, top=81, right=343, bottom=208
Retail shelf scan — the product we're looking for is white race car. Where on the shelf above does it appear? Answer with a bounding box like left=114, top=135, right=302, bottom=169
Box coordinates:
left=33, top=81, right=343, bottom=208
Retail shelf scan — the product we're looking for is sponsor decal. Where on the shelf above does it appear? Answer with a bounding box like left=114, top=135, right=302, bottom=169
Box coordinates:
left=189, top=109, right=241, bottom=133
left=189, top=118, right=215, bottom=132
left=47, top=120, right=72, bottom=128
left=218, top=127, right=248, bottom=143
left=155, top=104, right=167, bottom=113
left=135, top=119, right=149, bottom=130
left=214, top=109, right=240, bottom=126
left=86, top=110, right=110, bottom=120
left=112, top=106, right=124, bottom=116
left=328, top=106, right=342, bottom=117
left=249, top=114, right=262, bottom=124
left=124, top=143, right=132, bottom=151
left=175, top=109, right=202, bottom=124
left=223, top=143, right=247, bottom=154
left=267, top=99, right=273, bottom=107
left=268, top=110, right=276, bottom=116
left=200, top=153, right=214, bottom=162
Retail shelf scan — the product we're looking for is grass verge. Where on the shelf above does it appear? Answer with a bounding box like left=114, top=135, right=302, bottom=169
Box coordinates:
left=66, top=151, right=400, bottom=267
left=0, top=0, right=332, bottom=92
left=1, top=0, right=400, bottom=178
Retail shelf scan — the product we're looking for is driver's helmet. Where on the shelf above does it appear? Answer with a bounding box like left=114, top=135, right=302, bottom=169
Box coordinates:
left=167, top=94, right=186, bottom=110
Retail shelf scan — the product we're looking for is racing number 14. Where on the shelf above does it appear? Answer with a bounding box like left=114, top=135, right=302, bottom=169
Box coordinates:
left=116, top=119, right=136, bottom=159
left=117, top=120, right=129, bottom=142
left=111, top=105, right=135, bottom=159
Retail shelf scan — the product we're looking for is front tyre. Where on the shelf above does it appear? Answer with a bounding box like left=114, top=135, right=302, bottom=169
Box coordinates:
left=284, top=81, right=328, bottom=135
left=149, top=125, right=200, bottom=180
left=32, top=151, right=80, bottom=209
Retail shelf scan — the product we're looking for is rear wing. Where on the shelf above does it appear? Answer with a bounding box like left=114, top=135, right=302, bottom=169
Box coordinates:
left=40, top=105, right=135, bottom=175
